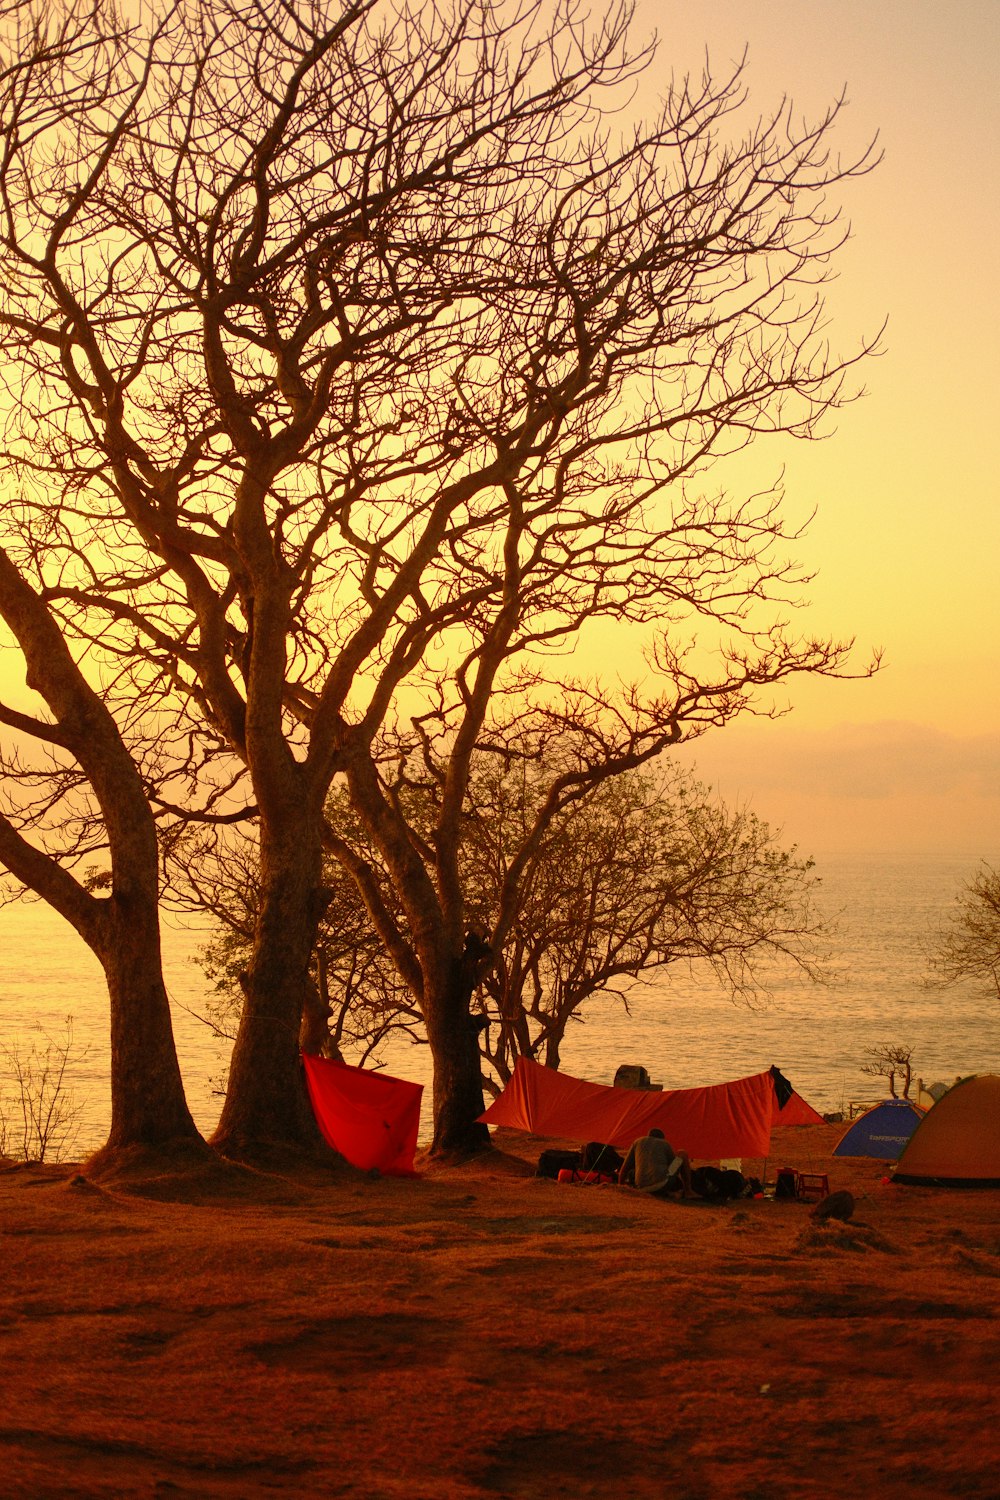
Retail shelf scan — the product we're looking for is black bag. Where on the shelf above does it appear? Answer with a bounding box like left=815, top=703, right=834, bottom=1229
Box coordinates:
left=691, top=1165, right=747, bottom=1203
left=718, top=1168, right=747, bottom=1200
left=691, top=1165, right=721, bottom=1200
left=579, top=1141, right=624, bottom=1177
left=535, top=1149, right=581, bottom=1180
left=774, top=1167, right=800, bottom=1200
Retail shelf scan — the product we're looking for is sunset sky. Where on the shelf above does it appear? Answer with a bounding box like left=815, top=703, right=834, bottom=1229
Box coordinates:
left=0, top=1, right=995, bottom=862
left=626, top=0, right=1000, bottom=857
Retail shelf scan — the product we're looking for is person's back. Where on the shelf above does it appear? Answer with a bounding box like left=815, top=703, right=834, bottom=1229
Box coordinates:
left=620, top=1128, right=682, bottom=1192
left=620, top=1127, right=693, bottom=1197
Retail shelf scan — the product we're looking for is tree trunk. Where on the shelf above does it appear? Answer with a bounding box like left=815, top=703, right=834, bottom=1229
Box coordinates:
left=423, top=956, right=491, bottom=1157
left=299, top=952, right=342, bottom=1059
left=0, top=547, right=204, bottom=1169
left=89, top=896, right=203, bottom=1157
left=211, top=816, right=329, bottom=1157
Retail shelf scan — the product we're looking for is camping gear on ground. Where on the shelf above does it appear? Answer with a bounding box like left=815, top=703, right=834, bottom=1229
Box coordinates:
left=833, top=1098, right=925, bottom=1160
left=774, top=1167, right=800, bottom=1199
left=536, top=1141, right=624, bottom=1180
left=894, top=1074, right=1000, bottom=1186
left=556, top=1168, right=618, bottom=1186
left=773, top=1167, right=830, bottom=1202
left=480, top=1056, right=811, bottom=1160
left=796, top=1172, right=830, bottom=1202
left=535, top=1149, right=582, bottom=1180
left=688, top=1166, right=763, bottom=1202
left=302, top=1053, right=423, bottom=1177
left=579, top=1140, right=625, bottom=1176
left=690, top=1165, right=748, bottom=1202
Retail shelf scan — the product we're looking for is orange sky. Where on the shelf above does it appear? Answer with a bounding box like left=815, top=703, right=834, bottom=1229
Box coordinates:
left=616, top=0, right=1000, bottom=856
left=0, top=1, right=996, bottom=859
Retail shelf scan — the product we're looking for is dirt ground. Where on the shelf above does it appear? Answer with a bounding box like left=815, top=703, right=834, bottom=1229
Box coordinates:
left=1, top=1122, right=999, bottom=1499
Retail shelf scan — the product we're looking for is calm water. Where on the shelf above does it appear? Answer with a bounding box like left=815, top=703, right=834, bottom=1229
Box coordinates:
left=1, top=851, right=997, bottom=1154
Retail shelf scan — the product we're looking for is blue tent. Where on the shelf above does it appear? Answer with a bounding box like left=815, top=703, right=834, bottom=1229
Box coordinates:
left=833, top=1099, right=926, bottom=1160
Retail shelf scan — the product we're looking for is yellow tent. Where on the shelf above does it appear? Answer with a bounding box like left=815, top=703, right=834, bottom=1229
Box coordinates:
left=894, top=1075, right=1000, bottom=1186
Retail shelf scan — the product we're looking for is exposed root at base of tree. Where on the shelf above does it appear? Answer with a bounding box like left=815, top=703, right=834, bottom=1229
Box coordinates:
left=84, top=1134, right=217, bottom=1180
left=207, top=1134, right=342, bottom=1175
left=82, top=1136, right=237, bottom=1195
left=84, top=1136, right=359, bottom=1204
left=419, top=1136, right=497, bottom=1169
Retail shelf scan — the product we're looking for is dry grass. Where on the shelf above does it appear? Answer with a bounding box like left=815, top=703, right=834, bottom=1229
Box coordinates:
left=2, top=1123, right=999, bottom=1498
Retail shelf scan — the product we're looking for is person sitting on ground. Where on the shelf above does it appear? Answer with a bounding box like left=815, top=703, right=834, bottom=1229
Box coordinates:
left=618, top=1127, right=693, bottom=1198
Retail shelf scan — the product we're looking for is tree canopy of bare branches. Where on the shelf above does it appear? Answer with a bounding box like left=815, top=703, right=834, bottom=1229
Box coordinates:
left=0, top=0, right=880, bottom=1154
left=861, top=1042, right=915, bottom=1101
left=178, top=761, right=829, bottom=1097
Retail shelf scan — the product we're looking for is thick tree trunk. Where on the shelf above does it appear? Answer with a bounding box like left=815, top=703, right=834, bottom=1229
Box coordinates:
left=90, top=896, right=203, bottom=1156
left=423, top=957, right=491, bottom=1157
left=0, top=548, right=204, bottom=1169
left=211, top=816, right=328, bottom=1157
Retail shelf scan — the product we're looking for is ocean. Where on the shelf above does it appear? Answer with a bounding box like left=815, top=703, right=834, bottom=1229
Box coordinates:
left=1, top=850, right=997, bottom=1155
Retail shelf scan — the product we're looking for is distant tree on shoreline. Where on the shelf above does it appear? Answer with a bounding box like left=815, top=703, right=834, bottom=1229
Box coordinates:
left=472, top=759, right=829, bottom=1093
left=927, top=863, right=1000, bottom=1001
left=860, top=1042, right=915, bottom=1100
left=1, top=0, right=880, bottom=1158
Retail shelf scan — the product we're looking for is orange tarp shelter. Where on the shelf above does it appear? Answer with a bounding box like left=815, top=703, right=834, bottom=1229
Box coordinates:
left=773, top=1088, right=825, bottom=1127
left=479, top=1056, right=781, bottom=1159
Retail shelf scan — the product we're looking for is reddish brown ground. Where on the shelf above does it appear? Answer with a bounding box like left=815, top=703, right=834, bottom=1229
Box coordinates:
left=1, top=1123, right=999, bottom=1498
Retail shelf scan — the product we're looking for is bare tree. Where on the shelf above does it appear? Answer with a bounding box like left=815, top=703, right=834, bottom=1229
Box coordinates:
left=861, top=1042, right=914, bottom=1101
left=0, top=549, right=204, bottom=1161
left=0, top=1018, right=85, bottom=1163
left=469, top=760, right=829, bottom=1093
left=927, top=863, right=1000, bottom=1001
left=186, top=758, right=829, bottom=1111
left=0, top=0, right=880, bottom=1156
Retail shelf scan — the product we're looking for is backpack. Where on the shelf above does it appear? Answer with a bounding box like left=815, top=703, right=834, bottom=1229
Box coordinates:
left=579, top=1141, right=624, bottom=1177
left=691, top=1165, right=747, bottom=1203
left=535, top=1149, right=581, bottom=1180
left=774, top=1167, right=800, bottom=1200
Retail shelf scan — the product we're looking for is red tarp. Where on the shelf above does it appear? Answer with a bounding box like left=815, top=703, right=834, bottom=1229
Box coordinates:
left=478, top=1056, right=776, bottom=1159
left=772, top=1089, right=825, bottom=1126
left=302, top=1054, right=423, bottom=1177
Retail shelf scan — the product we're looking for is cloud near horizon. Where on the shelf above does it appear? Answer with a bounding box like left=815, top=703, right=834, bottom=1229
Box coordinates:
left=673, top=721, right=1000, bottom=856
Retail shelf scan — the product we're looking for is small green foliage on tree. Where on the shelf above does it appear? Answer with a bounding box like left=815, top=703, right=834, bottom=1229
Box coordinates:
left=185, top=814, right=419, bottom=1064
left=470, top=762, right=828, bottom=1093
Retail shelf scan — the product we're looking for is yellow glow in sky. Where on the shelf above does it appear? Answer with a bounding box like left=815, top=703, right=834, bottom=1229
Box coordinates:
left=606, top=0, right=999, bottom=855
left=611, top=0, right=1000, bottom=737
left=1, top=0, right=996, bottom=856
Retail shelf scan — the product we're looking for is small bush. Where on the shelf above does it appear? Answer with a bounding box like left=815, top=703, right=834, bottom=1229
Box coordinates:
left=0, top=1018, right=86, bottom=1163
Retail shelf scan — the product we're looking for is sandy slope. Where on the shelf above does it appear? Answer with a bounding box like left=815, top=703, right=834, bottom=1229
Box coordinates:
left=1, top=1123, right=998, bottom=1498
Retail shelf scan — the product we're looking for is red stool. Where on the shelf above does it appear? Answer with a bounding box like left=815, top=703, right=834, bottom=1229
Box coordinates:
left=797, top=1172, right=830, bottom=1202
